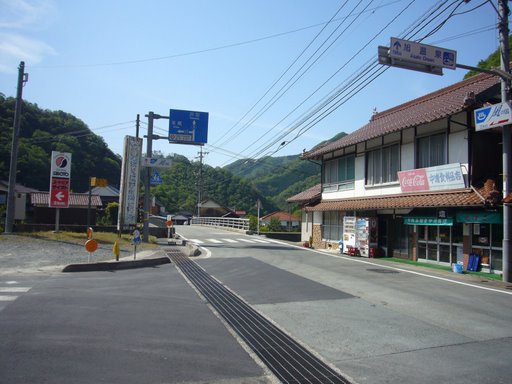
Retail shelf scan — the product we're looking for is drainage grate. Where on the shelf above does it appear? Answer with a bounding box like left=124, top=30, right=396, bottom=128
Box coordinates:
left=168, top=251, right=352, bottom=384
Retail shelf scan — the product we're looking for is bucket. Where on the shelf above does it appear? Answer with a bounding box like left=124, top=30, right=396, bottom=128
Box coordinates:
left=453, top=264, right=463, bottom=274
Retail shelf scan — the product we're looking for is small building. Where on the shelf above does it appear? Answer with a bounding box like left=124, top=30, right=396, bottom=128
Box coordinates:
left=91, top=185, right=120, bottom=208
left=287, top=184, right=322, bottom=242
left=0, top=181, right=39, bottom=222
left=260, top=211, right=301, bottom=230
left=198, top=198, right=240, bottom=218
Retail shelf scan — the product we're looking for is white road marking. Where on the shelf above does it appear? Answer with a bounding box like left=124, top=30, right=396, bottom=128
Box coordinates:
left=237, top=238, right=256, bottom=243
left=188, top=239, right=204, bottom=244
left=207, top=239, right=223, bottom=244
left=0, top=287, right=31, bottom=293
left=0, top=296, right=18, bottom=301
left=222, top=239, right=238, bottom=243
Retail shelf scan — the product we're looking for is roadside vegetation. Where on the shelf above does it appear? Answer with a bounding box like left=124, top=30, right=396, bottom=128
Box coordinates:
left=15, top=231, right=158, bottom=250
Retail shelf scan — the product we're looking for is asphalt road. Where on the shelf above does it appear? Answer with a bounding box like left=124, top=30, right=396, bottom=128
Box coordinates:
left=1, top=227, right=511, bottom=383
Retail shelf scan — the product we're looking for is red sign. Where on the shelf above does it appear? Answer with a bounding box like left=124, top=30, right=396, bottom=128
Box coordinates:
left=398, top=169, right=429, bottom=192
left=49, top=177, right=70, bottom=207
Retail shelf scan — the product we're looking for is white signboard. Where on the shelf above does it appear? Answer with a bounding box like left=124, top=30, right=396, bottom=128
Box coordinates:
left=474, top=102, right=512, bottom=131
left=142, top=157, right=173, bottom=168
left=398, top=163, right=465, bottom=193
left=389, top=37, right=456, bottom=70
left=117, top=136, right=143, bottom=230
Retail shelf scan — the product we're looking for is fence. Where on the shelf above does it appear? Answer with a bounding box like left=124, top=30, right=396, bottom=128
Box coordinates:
left=191, top=217, right=250, bottom=231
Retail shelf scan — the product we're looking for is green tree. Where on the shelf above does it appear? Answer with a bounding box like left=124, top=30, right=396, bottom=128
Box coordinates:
left=268, top=217, right=282, bottom=232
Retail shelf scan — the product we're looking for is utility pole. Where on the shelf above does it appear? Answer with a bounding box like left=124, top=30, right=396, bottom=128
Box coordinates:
left=4, top=61, right=28, bottom=234
left=499, top=0, right=511, bottom=282
left=136, top=113, right=140, bottom=138
left=142, top=112, right=154, bottom=243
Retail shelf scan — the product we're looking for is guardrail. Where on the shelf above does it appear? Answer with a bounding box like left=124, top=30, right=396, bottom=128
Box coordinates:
left=190, top=217, right=250, bottom=231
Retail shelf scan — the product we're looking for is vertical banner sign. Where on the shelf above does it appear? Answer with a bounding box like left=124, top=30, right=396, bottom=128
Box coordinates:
left=117, top=136, right=143, bottom=231
left=49, top=151, right=72, bottom=208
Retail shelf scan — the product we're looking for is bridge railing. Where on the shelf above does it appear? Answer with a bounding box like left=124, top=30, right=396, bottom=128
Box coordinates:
left=190, top=217, right=250, bottom=231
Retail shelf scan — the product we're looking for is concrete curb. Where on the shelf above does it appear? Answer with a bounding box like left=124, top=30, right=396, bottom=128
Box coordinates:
left=62, top=256, right=171, bottom=273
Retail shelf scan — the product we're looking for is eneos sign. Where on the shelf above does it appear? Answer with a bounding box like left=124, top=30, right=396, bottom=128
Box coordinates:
left=49, top=151, right=72, bottom=208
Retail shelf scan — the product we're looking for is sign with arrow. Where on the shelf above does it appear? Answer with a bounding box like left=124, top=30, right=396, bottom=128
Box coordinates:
left=49, top=151, right=71, bottom=208
left=142, top=157, right=173, bottom=168
left=169, top=109, right=209, bottom=145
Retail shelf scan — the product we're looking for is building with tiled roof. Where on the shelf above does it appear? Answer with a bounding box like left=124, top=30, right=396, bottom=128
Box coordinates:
left=260, top=211, right=301, bottom=230
left=296, top=72, right=504, bottom=273
left=286, top=184, right=321, bottom=242
left=30, top=192, right=102, bottom=226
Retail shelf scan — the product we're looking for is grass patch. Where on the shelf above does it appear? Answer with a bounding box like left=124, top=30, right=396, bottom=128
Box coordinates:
left=380, top=257, right=502, bottom=281
left=17, top=231, right=158, bottom=250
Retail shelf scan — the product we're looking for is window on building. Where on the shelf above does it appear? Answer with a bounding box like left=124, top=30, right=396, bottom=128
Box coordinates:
left=366, top=144, right=399, bottom=185
left=323, top=155, right=355, bottom=191
left=322, top=211, right=343, bottom=241
left=417, top=133, right=446, bottom=168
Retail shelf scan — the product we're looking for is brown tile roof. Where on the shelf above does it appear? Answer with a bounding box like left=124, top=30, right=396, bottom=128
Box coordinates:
left=261, top=211, right=301, bottom=221
left=304, top=188, right=485, bottom=212
left=31, top=192, right=103, bottom=207
left=302, top=72, right=500, bottom=160
left=286, top=183, right=322, bottom=203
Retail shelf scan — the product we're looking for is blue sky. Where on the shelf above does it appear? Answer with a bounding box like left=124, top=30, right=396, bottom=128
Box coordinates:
left=0, top=0, right=506, bottom=168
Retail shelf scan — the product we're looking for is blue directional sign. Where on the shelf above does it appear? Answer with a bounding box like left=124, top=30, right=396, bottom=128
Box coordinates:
left=169, top=109, right=209, bottom=145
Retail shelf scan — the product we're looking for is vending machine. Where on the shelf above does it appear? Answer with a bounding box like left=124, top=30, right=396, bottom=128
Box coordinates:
left=342, top=216, right=356, bottom=254
left=343, top=216, right=378, bottom=257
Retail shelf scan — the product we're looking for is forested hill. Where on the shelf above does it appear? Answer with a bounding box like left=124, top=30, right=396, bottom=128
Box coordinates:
left=0, top=94, right=121, bottom=193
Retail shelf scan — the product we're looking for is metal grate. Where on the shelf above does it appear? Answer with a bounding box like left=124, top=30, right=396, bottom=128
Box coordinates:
left=168, top=251, right=353, bottom=384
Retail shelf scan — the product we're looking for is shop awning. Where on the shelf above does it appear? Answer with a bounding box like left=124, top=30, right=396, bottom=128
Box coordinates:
left=304, top=188, right=484, bottom=212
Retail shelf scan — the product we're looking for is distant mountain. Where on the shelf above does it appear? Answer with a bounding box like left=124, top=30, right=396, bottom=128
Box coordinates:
left=225, top=132, right=347, bottom=210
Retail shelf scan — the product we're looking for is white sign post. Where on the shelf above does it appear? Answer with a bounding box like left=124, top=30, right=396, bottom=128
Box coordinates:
left=117, top=136, right=143, bottom=231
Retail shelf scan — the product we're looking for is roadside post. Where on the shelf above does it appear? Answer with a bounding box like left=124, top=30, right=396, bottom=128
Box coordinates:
left=112, top=240, right=120, bottom=261
left=166, top=215, right=173, bottom=239
left=132, top=229, right=141, bottom=260
left=85, top=227, right=98, bottom=263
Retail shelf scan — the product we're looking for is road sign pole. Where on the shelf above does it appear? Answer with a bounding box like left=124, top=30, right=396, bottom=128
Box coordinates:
left=143, top=112, right=154, bottom=243
left=499, top=0, right=511, bottom=283
left=4, top=61, right=27, bottom=234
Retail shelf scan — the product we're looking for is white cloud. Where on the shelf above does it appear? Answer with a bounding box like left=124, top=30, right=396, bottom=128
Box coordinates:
left=0, top=0, right=56, bottom=29
left=0, top=32, right=55, bottom=73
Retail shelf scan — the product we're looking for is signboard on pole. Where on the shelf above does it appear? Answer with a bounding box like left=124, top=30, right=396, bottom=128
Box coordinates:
left=117, top=136, right=143, bottom=230
left=474, top=102, right=512, bottom=131
left=389, top=37, right=457, bottom=70
left=142, top=157, right=173, bottom=168
left=49, top=151, right=71, bottom=208
left=169, top=109, right=208, bottom=145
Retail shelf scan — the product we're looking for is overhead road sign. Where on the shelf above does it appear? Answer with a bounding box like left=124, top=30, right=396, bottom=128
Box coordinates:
left=389, top=38, right=456, bottom=70
left=169, top=109, right=208, bottom=145
left=142, top=157, right=173, bottom=168
left=474, top=102, right=512, bottom=131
